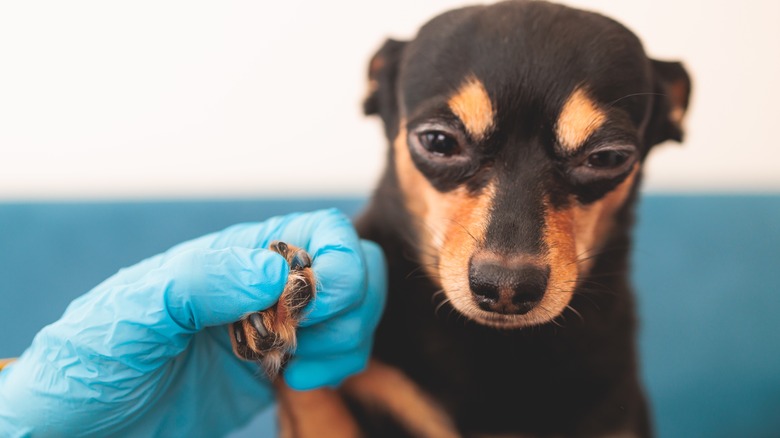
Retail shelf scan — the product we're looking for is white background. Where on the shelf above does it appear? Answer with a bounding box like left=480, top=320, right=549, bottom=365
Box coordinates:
left=1, top=1, right=778, bottom=200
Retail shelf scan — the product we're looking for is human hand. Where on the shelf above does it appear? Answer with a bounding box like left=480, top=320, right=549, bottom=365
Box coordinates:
left=0, top=209, right=386, bottom=437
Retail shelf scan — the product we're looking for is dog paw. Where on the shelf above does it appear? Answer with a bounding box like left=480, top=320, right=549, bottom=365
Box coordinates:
left=230, top=241, right=316, bottom=379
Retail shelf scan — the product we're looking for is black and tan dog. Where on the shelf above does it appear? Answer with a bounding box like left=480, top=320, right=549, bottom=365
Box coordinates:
left=232, top=1, right=691, bottom=436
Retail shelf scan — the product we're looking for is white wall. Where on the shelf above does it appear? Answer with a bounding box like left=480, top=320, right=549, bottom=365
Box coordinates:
left=0, top=1, right=777, bottom=200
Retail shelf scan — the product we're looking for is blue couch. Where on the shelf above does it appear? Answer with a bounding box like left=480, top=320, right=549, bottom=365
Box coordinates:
left=1, top=196, right=778, bottom=437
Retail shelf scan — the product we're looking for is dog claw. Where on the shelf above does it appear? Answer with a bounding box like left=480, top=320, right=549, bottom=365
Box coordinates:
left=290, top=250, right=312, bottom=270
left=230, top=240, right=316, bottom=378
left=249, top=312, right=269, bottom=338
left=271, top=241, right=289, bottom=256
left=233, top=322, right=245, bottom=345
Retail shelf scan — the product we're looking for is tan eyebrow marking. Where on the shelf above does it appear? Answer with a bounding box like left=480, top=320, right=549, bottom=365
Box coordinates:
left=447, top=75, right=495, bottom=140
left=556, top=87, right=607, bottom=152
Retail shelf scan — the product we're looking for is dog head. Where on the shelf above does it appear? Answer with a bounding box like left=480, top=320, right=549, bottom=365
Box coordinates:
left=365, top=1, right=690, bottom=329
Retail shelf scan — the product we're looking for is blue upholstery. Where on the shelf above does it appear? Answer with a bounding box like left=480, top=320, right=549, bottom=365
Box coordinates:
left=1, top=196, right=778, bottom=437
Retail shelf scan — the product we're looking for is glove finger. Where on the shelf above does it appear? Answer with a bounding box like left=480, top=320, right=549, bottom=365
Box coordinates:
left=295, top=240, right=387, bottom=355
left=159, top=247, right=289, bottom=330
left=192, top=209, right=367, bottom=325
left=162, top=209, right=366, bottom=326
left=106, top=208, right=360, bottom=286
left=301, top=245, right=365, bottom=326
left=283, top=341, right=372, bottom=391
left=92, top=220, right=282, bottom=287
left=279, top=209, right=366, bottom=326
left=111, top=208, right=366, bottom=327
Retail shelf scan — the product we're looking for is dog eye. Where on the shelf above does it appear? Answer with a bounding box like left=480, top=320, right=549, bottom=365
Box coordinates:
left=418, top=131, right=459, bottom=157
left=586, top=150, right=630, bottom=169
left=569, top=146, right=636, bottom=184
left=407, top=124, right=478, bottom=185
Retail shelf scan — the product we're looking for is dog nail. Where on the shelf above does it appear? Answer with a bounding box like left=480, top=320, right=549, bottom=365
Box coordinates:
left=290, top=250, right=312, bottom=270
left=233, top=322, right=245, bottom=345
left=249, top=312, right=269, bottom=338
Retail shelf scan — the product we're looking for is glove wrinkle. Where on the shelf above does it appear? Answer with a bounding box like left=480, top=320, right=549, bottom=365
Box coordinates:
left=0, top=209, right=387, bottom=437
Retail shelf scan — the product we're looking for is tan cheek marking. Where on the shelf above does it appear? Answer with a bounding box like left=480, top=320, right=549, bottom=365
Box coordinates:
left=571, top=165, right=638, bottom=273
left=393, top=125, right=434, bottom=268
left=447, top=75, right=495, bottom=140
left=342, top=360, right=459, bottom=438
left=393, top=124, right=495, bottom=300
left=535, top=167, right=638, bottom=323
left=437, top=183, right=495, bottom=309
left=539, top=201, right=579, bottom=322
left=556, top=87, right=607, bottom=152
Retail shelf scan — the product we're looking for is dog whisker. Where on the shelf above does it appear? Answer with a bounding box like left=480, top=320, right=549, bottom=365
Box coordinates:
left=565, top=304, right=585, bottom=323
left=607, top=91, right=666, bottom=108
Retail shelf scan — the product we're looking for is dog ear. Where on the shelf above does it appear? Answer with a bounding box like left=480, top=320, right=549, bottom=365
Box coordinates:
left=644, top=59, right=692, bottom=147
left=363, top=39, right=407, bottom=139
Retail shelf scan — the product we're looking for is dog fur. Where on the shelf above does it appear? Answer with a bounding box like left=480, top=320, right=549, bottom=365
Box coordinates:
left=272, top=1, right=691, bottom=436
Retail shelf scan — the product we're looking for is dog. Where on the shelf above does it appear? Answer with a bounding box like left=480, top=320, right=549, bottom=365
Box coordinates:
left=232, top=1, right=691, bottom=436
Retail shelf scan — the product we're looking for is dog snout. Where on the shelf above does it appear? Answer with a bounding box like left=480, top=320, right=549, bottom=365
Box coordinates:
left=468, top=255, right=549, bottom=315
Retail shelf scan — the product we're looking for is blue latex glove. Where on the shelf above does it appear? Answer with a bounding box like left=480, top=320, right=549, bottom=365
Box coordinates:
left=0, top=209, right=386, bottom=437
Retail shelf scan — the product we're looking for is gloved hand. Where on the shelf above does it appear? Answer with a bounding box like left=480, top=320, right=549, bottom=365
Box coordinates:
left=0, top=209, right=386, bottom=437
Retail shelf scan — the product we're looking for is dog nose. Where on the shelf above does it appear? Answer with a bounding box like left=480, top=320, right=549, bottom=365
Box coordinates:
left=468, top=256, right=549, bottom=315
